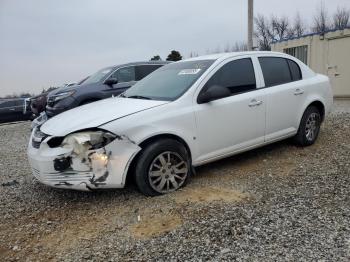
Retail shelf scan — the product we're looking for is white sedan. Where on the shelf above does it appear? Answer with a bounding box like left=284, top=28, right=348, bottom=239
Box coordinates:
left=28, top=52, right=333, bottom=195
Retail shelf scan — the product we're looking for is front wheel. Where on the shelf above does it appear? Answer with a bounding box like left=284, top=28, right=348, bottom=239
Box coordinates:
left=293, top=106, right=321, bottom=146
left=134, top=139, right=191, bottom=196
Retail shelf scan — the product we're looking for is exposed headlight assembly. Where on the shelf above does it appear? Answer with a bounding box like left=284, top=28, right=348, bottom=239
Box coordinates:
left=60, top=130, right=117, bottom=154
left=47, top=130, right=117, bottom=150
left=50, top=90, right=75, bottom=103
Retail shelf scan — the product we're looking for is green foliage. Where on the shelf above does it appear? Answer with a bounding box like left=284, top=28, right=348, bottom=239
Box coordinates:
left=166, top=50, right=182, bottom=61
left=150, top=55, right=162, bottom=61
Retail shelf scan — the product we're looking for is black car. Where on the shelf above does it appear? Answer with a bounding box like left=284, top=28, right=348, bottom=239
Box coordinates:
left=0, top=98, right=33, bottom=123
left=46, top=61, right=168, bottom=117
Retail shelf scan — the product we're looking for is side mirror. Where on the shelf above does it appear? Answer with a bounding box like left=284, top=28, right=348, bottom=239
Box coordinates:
left=197, top=85, right=231, bottom=104
left=104, top=78, right=118, bottom=87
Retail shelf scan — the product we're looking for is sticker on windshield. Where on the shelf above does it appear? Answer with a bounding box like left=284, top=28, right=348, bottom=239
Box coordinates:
left=178, top=69, right=201, bottom=75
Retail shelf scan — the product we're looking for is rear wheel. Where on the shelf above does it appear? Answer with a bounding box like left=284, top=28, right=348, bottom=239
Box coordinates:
left=134, top=139, right=191, bottom=196
left=293, top=106, right=321, bottom=146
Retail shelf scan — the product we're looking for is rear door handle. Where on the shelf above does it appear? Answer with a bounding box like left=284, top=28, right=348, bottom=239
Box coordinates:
left=249, top=99, right=263, bottom=107
left=294, top=89, right=304, bottom=95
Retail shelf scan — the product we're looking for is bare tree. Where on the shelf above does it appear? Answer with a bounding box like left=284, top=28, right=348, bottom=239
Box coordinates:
left=188, top=51, right=199, bottom=58
left=333, top=6, right=350, bottom=29
left=222, top=42, right=248, bottom=52
left=254, top=14, right=272, bottom=51
left=270, top=15, right=291, bottom=40
left=312, top=2, right=330, bottom=33
left=291, top=12, right=307, bottom=37
left=232, top=42, right=248, bottom=52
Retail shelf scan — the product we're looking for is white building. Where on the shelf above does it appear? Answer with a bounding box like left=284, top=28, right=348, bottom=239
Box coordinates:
left=272, top=28, right=350, bottom=97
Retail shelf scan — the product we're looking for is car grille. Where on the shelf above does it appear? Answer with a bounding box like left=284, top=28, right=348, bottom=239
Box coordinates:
left=32, top=168, right=93, bottom=185
left=32, top=128, right=48, bottom=149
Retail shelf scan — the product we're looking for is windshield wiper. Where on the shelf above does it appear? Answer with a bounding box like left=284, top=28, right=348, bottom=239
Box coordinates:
left=126, top=95, right=152, bottom=100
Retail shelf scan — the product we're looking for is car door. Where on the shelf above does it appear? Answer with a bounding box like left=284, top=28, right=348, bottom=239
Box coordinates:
left=193, top=56, right=266, bottom=164
left=104, top=66, right=137, bottom=96
left=0, top=100, right=21, bottom=123
left=0, top=101, right=10, bottom=123
left=258, top=56, right=304, bottom=142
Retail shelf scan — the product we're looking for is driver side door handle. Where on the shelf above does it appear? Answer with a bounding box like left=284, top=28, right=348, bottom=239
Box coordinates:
left=248, top=99, right=263, bottom=107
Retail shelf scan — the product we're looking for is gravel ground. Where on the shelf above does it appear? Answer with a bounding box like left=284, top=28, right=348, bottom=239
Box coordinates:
left=0, top=101, right=349, bottom=261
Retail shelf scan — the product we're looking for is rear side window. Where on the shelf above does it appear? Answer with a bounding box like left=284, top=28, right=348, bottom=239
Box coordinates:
left=259, top=57, right=303, bottom=87
left=0, top=101, right=15, bottom=108
left=287, top=59, right=302, bottom=81
left=204, top=58, right=256, bottom=96
left=135, top=65, right=163, bottom=81
left=259, top=57, right=292, bottom=87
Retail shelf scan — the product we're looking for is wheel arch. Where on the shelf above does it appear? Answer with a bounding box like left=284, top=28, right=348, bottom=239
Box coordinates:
left=305, top=100, right=325, bottom=122
left=138, top=133, right=192, bottom=160
left=125, top=133, right=193, bottom=184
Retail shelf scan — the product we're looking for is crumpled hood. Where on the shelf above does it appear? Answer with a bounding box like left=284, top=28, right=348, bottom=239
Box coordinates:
left=41, top=97, right=168, bottom=136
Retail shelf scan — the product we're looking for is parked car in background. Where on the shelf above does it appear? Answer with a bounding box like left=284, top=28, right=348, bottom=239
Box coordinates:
left=30, top=92, right=50, bottom=116
left=0, top=98, right=33, bottom=123
left=45, top=61, right=168, bottom=117
left=28, top=52, right=333, bottom=196
left=31, top=77, right=89, bottom=117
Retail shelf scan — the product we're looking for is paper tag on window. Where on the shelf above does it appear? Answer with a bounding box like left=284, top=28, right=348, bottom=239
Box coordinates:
left=178, top=69, right=201, bottom=75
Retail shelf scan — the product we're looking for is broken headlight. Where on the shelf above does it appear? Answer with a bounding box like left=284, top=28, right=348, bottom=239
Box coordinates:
left=61, top=130, right=117, bottom=154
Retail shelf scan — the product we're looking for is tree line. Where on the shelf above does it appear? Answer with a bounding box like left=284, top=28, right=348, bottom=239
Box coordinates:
left=255, top=4, right=350, bottom=50
left=156, top=4, right=350, bottom=59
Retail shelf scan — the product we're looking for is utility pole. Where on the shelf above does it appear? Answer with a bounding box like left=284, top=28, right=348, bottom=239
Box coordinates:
left=248, top=0, right=254, bottom=51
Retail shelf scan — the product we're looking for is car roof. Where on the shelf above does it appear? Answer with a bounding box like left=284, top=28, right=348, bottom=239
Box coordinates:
left=108, top=61, right=170, bottom=70
left=184, top=51, right=288, bottom=62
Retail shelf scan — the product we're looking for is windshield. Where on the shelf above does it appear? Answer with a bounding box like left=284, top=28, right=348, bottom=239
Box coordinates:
left=83, top=67, right=114, bottom=85
left=123, top=60, right=215, bottom=101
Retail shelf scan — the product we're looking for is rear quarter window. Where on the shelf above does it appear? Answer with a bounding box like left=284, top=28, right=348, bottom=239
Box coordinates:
left=287, top=59, right=302, bottom=81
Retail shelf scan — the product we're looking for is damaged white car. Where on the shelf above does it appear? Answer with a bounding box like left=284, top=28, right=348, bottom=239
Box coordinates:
left=28, top=52, right=333, bottom=195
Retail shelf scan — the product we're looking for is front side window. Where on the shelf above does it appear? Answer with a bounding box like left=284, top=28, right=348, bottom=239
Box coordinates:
left=83, top=67, right=114, bottom=85
left=259, top=57, right=292, bottom=87
left=201, top=58, right=256, bottom=97
left=110, top=66, right=136, bottom=83
left=123, top=60, right=215, bottom=101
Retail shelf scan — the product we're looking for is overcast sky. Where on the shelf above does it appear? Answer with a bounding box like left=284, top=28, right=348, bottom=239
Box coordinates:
left=0, top=0, right=349, bottom=96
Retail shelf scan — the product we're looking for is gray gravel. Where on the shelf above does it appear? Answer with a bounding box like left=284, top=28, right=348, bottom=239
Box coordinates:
left=0, top=101, right=349, bottom=261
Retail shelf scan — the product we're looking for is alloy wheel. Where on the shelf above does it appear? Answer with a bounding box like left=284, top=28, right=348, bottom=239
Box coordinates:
left=148, top=151, right=188, bottom=194
left=305, top=112, right=320, bottom=141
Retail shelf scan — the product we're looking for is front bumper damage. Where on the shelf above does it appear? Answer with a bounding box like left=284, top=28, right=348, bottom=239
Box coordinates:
left=27, top=131, right=141, bottom=191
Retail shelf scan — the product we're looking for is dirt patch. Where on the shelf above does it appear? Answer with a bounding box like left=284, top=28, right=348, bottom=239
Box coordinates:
left=130, top=210, right=183, bottom=239
left=173, top=187, right=249, bottom=204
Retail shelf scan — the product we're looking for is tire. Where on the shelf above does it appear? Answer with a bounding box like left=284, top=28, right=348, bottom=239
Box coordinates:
left=293, top=106, right=321, bottom=147
left=134, top=139, right=191, bottom=196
